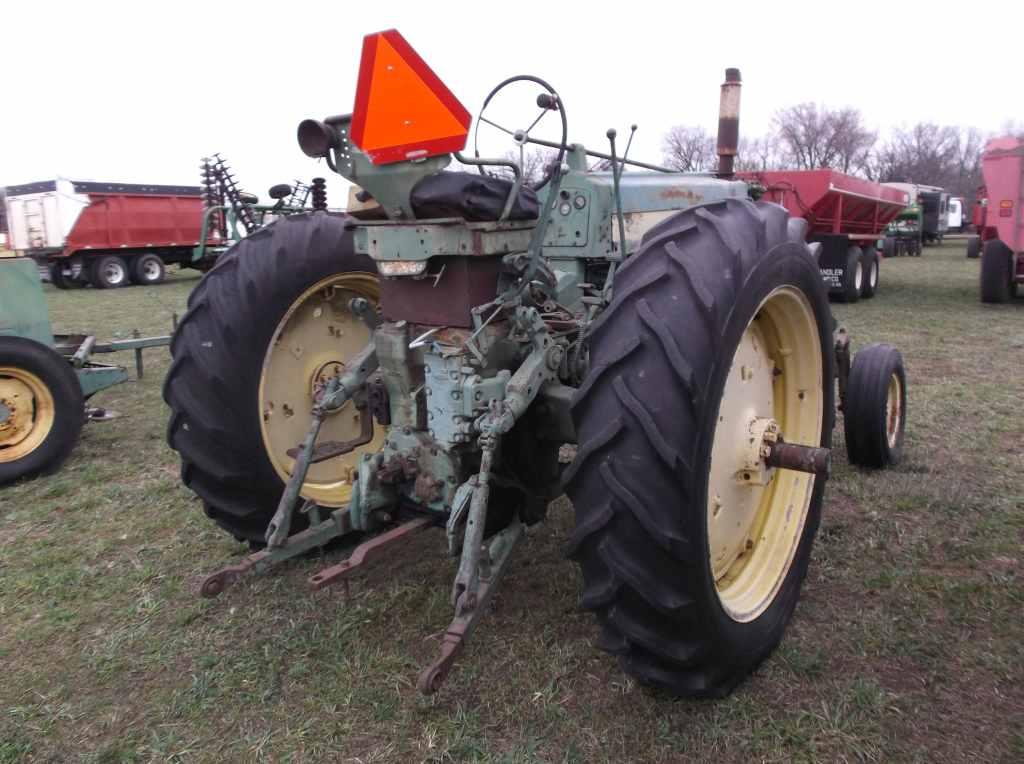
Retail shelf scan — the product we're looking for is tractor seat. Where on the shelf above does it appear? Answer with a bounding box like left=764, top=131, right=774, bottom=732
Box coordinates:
left=410, top=171, right=540, bottom=222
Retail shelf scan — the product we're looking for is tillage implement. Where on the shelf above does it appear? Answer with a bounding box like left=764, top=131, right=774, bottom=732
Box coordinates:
left=164, top=30, right=907, bottom=696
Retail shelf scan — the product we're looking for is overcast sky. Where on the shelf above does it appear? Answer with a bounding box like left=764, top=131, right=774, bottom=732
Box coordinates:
left=3, top=1, right=1021, bottom=202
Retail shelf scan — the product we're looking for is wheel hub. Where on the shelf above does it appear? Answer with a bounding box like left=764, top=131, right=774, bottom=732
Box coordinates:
left=886, top=372, right=902, bottom=448
left=706, top=286, right=824, bottom=622
left=0, top=379, right=34, bottom=447
left=258, top=274, right=385, bottom=506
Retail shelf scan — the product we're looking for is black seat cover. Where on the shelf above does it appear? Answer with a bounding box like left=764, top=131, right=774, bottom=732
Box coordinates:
left=410, top=171, right=540, bottom=222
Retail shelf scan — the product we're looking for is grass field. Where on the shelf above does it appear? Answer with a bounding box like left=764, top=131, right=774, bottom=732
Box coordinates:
left=2, top=242, right=1022, bottom=762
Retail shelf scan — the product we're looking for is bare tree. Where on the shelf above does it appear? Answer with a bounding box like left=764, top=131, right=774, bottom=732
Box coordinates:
left=871, top=123, right=986, bottom=200
left=774, top=103, right=875, bottom=174
left=735, top=134, right=785, bottom=172
left=662, top=126, right=716, bottom=172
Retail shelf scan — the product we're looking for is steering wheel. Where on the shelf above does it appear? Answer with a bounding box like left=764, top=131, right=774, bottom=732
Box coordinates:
left=473, top=75, right=568, bottom=192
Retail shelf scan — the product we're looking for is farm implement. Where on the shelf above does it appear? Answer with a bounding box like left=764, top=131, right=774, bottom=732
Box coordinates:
left=739, top=170, right=910, bottom=302
left=164, top=30, right=908, bottom=696
left=0, top=256, right=170, bottom=483
left=973, top=136, right=1024, bottom=303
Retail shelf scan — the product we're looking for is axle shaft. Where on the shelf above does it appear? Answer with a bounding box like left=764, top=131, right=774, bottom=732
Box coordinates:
left=765, top=441, right=831, bottom=477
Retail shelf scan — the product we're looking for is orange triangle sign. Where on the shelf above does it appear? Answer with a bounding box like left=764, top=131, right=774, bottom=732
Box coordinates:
left=351, top=30, right=471, bottom=165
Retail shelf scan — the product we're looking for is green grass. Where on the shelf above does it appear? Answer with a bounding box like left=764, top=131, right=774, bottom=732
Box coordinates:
left=2, top=246, right=1022, bottom=762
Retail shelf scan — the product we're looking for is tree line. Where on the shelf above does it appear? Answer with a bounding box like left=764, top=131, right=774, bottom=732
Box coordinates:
left=662, top=106, right=1022, bottom=203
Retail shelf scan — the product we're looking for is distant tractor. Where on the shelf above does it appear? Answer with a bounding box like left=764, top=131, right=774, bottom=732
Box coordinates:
left=164, top=30, right=908, bottom=696
left=974, top=136, right=1024, bottom=302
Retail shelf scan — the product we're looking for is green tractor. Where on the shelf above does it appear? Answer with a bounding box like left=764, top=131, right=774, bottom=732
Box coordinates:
left=881, top=204, right=923, bottom=257
left=163, top=30, right=907, bottom=696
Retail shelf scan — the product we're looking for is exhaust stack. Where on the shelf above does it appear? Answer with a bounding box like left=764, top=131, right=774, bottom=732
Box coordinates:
left=716, top=68, right=742, bottom=179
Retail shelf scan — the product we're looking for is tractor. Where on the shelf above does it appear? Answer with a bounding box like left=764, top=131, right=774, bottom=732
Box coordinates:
left=163, top=30, right=908, bottom=697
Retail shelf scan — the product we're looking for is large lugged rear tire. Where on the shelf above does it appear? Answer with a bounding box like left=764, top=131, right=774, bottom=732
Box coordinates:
left=163, top=213, right=380, bottom=542
left=0, top=337, right=85, bottom=484
left=565, top=199, right=835, bottom=697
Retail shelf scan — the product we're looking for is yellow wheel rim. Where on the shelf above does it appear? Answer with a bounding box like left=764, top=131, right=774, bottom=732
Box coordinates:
left=886, top=372, right=902, bottom=448
left=0, top=367, right=56, bottom=462
left=707, top=286, right=824, bottom=622
left=258, top=273, right=384, bottom=506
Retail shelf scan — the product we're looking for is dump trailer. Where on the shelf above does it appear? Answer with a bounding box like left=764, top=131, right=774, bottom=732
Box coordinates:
left=975, top=136, right=1024, bottom=302
left=3, top=180, right=217, bottom=288
left=163, top=30, right=909, bottom=697
left=739, top=170, right=909, bottom=302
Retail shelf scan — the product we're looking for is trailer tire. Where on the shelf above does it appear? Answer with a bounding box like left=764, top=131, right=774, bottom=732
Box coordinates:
left=163, top=213, right=379, bottom=542
left=90, top=255, right=130, bottom=289
left=566, top=199, right=834, bottom=697
left=966, top=236, right=981, bottom=259
left=835, top=246, right=862, bottom=303
left=0, top=337, right=85, bottom=484
left=859, top=247, right=879, bottom=299
left=130, top=254, right=166, bottom=286
left=844, top=343, right=905, bottom=468
left=882, top=237, right=895, bottom=259
left=980, top=239, right=1014, bottom=303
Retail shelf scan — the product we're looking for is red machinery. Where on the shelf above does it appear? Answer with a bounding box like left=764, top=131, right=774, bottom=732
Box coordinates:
left=974, top=136, right=1024, bottom=303
left=738, top=169, right=910, bottom=302
left=3, top=180, right=215, bottom=289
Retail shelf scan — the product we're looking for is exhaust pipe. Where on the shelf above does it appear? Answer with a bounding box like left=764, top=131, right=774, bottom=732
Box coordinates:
left=716, top=68, right=741, bottom=179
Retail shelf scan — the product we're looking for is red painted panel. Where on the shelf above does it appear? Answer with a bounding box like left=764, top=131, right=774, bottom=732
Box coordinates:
left=737, top=169, right=909, bottom=238
left=61, top=192, right=208, bottom=257
left=981, top=136, right=1024, bottom=253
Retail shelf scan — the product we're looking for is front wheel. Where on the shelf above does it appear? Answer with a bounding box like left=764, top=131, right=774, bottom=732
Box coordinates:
left=0, top=337, right=84, bottom=484
left=566, top=199, right=834, bottom=697
left=844, top=344, right=906, bottom=468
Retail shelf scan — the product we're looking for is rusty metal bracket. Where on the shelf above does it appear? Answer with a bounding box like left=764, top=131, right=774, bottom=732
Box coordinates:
left=199, top=505, right=352, bottom=598
left=308, top=515, right=433, bottom=590
left=287, top=400, right=375, bottom=464
left=417, top=519, right=523, bottom=694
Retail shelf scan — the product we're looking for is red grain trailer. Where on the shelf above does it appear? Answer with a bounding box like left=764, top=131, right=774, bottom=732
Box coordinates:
left=3, top=179, right=218, bottom=288
left=973, top=136, right=1024, bottom=303
left=738, top=170, right=910, bottom=302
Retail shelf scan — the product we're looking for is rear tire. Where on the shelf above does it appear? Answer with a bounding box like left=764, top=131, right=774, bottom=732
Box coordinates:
left=836, top=246, right=862, bottom=303
left=163, top=213, right=378, bottom=542
left=90, top=255, right=129, bottom=289
left=980, top=240, right=1014, bottom=303
left=0, top=337, right=84, bottom=484
left=966, top=237, right=981, bottom=259
left=130, top=254, right=166, bottom=285
left=566, top=199, right=835, bottom=697
left=859, top=247, right=879, bottom=299
left=844, top=344, right=906, bottom=468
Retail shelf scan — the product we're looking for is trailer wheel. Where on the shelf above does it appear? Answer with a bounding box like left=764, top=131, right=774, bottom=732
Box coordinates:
left=966, top=236, right=981, bottom=259
left=566, top=199, right=834, bottom=697
left=882, top=237, right=895, bottom=259
left=163, top=213, right=382, bottom=542
left=0, top=337, right=85, bottom=484
left=835, top=246, right=862, bottom=303
left=130, top=254, right=166, bottom=286
left=859, top=247, right=879, bottom=299
left=90, top=255, right=129, bottom=289
left=980, top=240, right=1014, bottom=304
left=844, top=343, right=905, bottom=468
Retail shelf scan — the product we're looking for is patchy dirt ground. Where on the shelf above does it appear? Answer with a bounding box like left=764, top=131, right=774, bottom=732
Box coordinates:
left=1, top=240, right=1022, bottom=762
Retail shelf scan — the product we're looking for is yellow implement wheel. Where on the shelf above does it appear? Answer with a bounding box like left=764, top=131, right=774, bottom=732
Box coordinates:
left=844, top=343, right=907, bottom=468
left=707, top=286, right=824, bottom=622
left=0, top=337, right=84, bottom=484
left=258, top=273, right=385, bottom=506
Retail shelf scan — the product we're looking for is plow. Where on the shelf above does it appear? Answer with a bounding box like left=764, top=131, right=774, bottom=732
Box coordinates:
left=163, top=30, right=908, bottom=697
